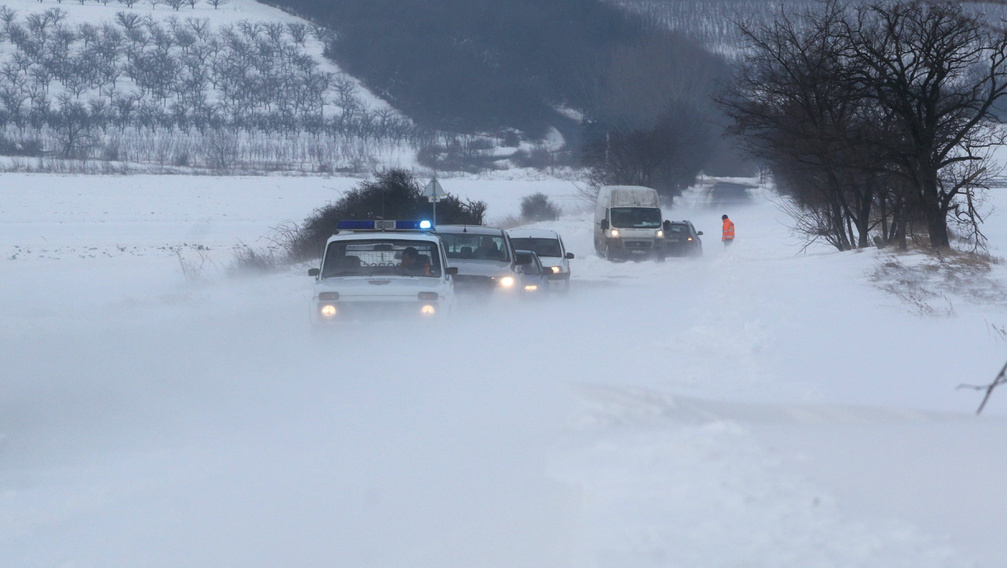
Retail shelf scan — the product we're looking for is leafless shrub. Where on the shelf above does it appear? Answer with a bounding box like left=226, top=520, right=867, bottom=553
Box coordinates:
left=176, top=245, right=215, bottom=282
left=871, top=250, right=1007, bottom=315
left=228, top=242, right=280, bottom=276
left=870, top=255, right=953, bottom=317
left=205, top=130, right=239, bottom=172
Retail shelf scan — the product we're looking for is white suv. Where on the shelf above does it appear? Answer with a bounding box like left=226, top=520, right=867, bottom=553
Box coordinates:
left=507, top=228, right=574, bottom=292
left=307, top=220, right=456, bottom=324
left=436, top=224, right=527, bottom=298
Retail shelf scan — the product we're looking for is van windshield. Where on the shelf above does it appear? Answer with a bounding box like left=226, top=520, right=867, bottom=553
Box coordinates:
left=611, top=207, right=662, bottom=228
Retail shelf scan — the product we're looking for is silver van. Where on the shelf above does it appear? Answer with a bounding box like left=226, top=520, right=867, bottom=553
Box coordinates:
left=594, top=185, right=666, bottom=261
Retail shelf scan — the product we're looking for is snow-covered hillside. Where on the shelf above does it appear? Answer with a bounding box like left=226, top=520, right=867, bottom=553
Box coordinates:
left=0, top=0, right=391, bottom=112
left=3, top=173, right=1007, bottom=567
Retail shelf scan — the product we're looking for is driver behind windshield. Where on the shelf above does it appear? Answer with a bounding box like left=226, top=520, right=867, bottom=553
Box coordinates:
left=399, top=246, right=429, bottom=275
left=475, top=237, right=503, bottom=260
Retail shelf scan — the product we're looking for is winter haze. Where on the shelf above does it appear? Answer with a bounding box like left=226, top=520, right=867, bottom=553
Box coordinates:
left=2, top=0, right=1007, bottom=565
left=3, top=171, right=1007, bottom=567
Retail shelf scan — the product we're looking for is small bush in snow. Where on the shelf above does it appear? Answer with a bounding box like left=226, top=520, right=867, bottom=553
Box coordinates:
left=520, top=192, right=560, bottom=222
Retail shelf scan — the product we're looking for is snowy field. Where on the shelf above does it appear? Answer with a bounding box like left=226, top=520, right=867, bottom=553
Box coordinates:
left=3, top=172, right=1007, bottom=567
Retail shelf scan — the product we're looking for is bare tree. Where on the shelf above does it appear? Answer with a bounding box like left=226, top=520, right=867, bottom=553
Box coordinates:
left=286, top=22, right=307, bottom=45
left=845, top=0, right=1007, bottom=249
left=724, top=0, right=1007, bottom=251
left=720, top=0, right=887, bottom=250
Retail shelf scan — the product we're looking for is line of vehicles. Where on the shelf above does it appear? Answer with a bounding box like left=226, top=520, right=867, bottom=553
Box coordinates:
left=308, top=185, right=703, bottom=326
left=307, top=220, right=574, bottom=325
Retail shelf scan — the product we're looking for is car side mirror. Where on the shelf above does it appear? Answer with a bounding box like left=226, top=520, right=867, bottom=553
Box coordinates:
left=445, top=267, right=459, bottom=276
left=600, top=219, right=609, bottom=230
left=308, top=268, right=320, bottom=277
left=515, top=252, right=533, bottom=265
left=565, top=252, right=575, bottom=259
left=663, top=220, right=672, bottom=231
left=697, top=231, right=703, bottom=236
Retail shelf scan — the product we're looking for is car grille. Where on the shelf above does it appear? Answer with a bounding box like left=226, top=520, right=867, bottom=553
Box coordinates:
left=624, top=240, right=653, bottom=250
left=452, top=274, right=496, bottom=292
left=320, top=300, right=434, bottom=321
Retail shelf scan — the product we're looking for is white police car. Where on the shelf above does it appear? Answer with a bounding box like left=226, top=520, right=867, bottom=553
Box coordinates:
left=307, top=220, right=457, bottom=324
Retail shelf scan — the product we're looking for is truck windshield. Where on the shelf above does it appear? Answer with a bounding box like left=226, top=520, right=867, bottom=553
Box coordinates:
left=611, top=207, right=662, bottom=228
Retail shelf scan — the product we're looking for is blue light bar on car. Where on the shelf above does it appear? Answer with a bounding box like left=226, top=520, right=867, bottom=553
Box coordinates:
left=394, top=220, right=434, bottom=230
left=336, top=220, right=434, bottom=231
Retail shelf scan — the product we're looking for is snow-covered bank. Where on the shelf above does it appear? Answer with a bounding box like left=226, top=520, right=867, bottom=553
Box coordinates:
left=2, top=173, right=1007, bottom=567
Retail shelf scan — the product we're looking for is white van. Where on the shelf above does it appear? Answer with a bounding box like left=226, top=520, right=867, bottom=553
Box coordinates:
left=594, top=185, right=666, bottom=260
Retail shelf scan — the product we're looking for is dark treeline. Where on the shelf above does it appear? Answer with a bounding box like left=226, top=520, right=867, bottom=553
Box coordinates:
left=263, top=0, right=746, bottom=197
left=721, top=0, right=1007, bottom=251
left=264, top=0, right=646, bottom=136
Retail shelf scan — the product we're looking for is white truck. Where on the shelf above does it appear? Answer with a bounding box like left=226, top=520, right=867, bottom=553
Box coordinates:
left=594, top=185, right=666, bottom=261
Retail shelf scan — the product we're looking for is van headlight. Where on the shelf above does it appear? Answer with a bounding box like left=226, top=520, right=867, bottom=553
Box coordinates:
left=656, top=230, right=664, bottom=238
left=499, top=276, right=515, bottom=287
left=610, top=229, right=620, bottom=238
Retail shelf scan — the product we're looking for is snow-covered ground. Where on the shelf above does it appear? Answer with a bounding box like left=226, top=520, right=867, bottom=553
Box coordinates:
left=3, top=172, right=1007, bottom=567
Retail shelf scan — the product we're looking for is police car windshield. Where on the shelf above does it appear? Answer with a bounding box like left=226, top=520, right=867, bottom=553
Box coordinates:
left=321, top=240, right=442, bottom=278
left=611, top=207, right=662, bottom=228
left=509, top=237, right=562, bottom=258
left=440, top=233, right=510, bottom=262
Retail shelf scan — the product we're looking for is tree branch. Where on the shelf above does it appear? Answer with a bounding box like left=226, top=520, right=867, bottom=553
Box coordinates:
left=958, top=359, right=1007, bottom=415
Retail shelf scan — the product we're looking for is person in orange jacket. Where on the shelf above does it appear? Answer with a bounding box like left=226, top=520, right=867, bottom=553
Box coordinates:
left=722, top=214, right=735, bottom=247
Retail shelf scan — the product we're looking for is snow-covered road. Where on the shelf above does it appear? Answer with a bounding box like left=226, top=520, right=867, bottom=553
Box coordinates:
left=3, top=173, right=1007, bottom=567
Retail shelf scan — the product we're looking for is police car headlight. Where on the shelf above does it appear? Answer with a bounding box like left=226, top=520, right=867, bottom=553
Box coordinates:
left=610, top=229, right=620, bottom=238
left=319, top=304, right=337, bottom=319
left=524, top=284, right=538, bottom=292
left=499, top=276, right=515, bottom=288
left=420, top=304, right=436, bottom=316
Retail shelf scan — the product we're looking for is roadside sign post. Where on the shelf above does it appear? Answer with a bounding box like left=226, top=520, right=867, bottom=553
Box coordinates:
left=423, top=177, right=444, bottom=225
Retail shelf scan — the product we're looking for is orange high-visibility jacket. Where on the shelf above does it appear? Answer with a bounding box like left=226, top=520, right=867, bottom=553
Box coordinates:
left=722, top=218, right=735, bottom=241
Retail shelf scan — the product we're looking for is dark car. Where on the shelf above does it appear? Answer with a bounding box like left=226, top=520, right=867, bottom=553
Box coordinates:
left=662, top=220, right=703, bottom=257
